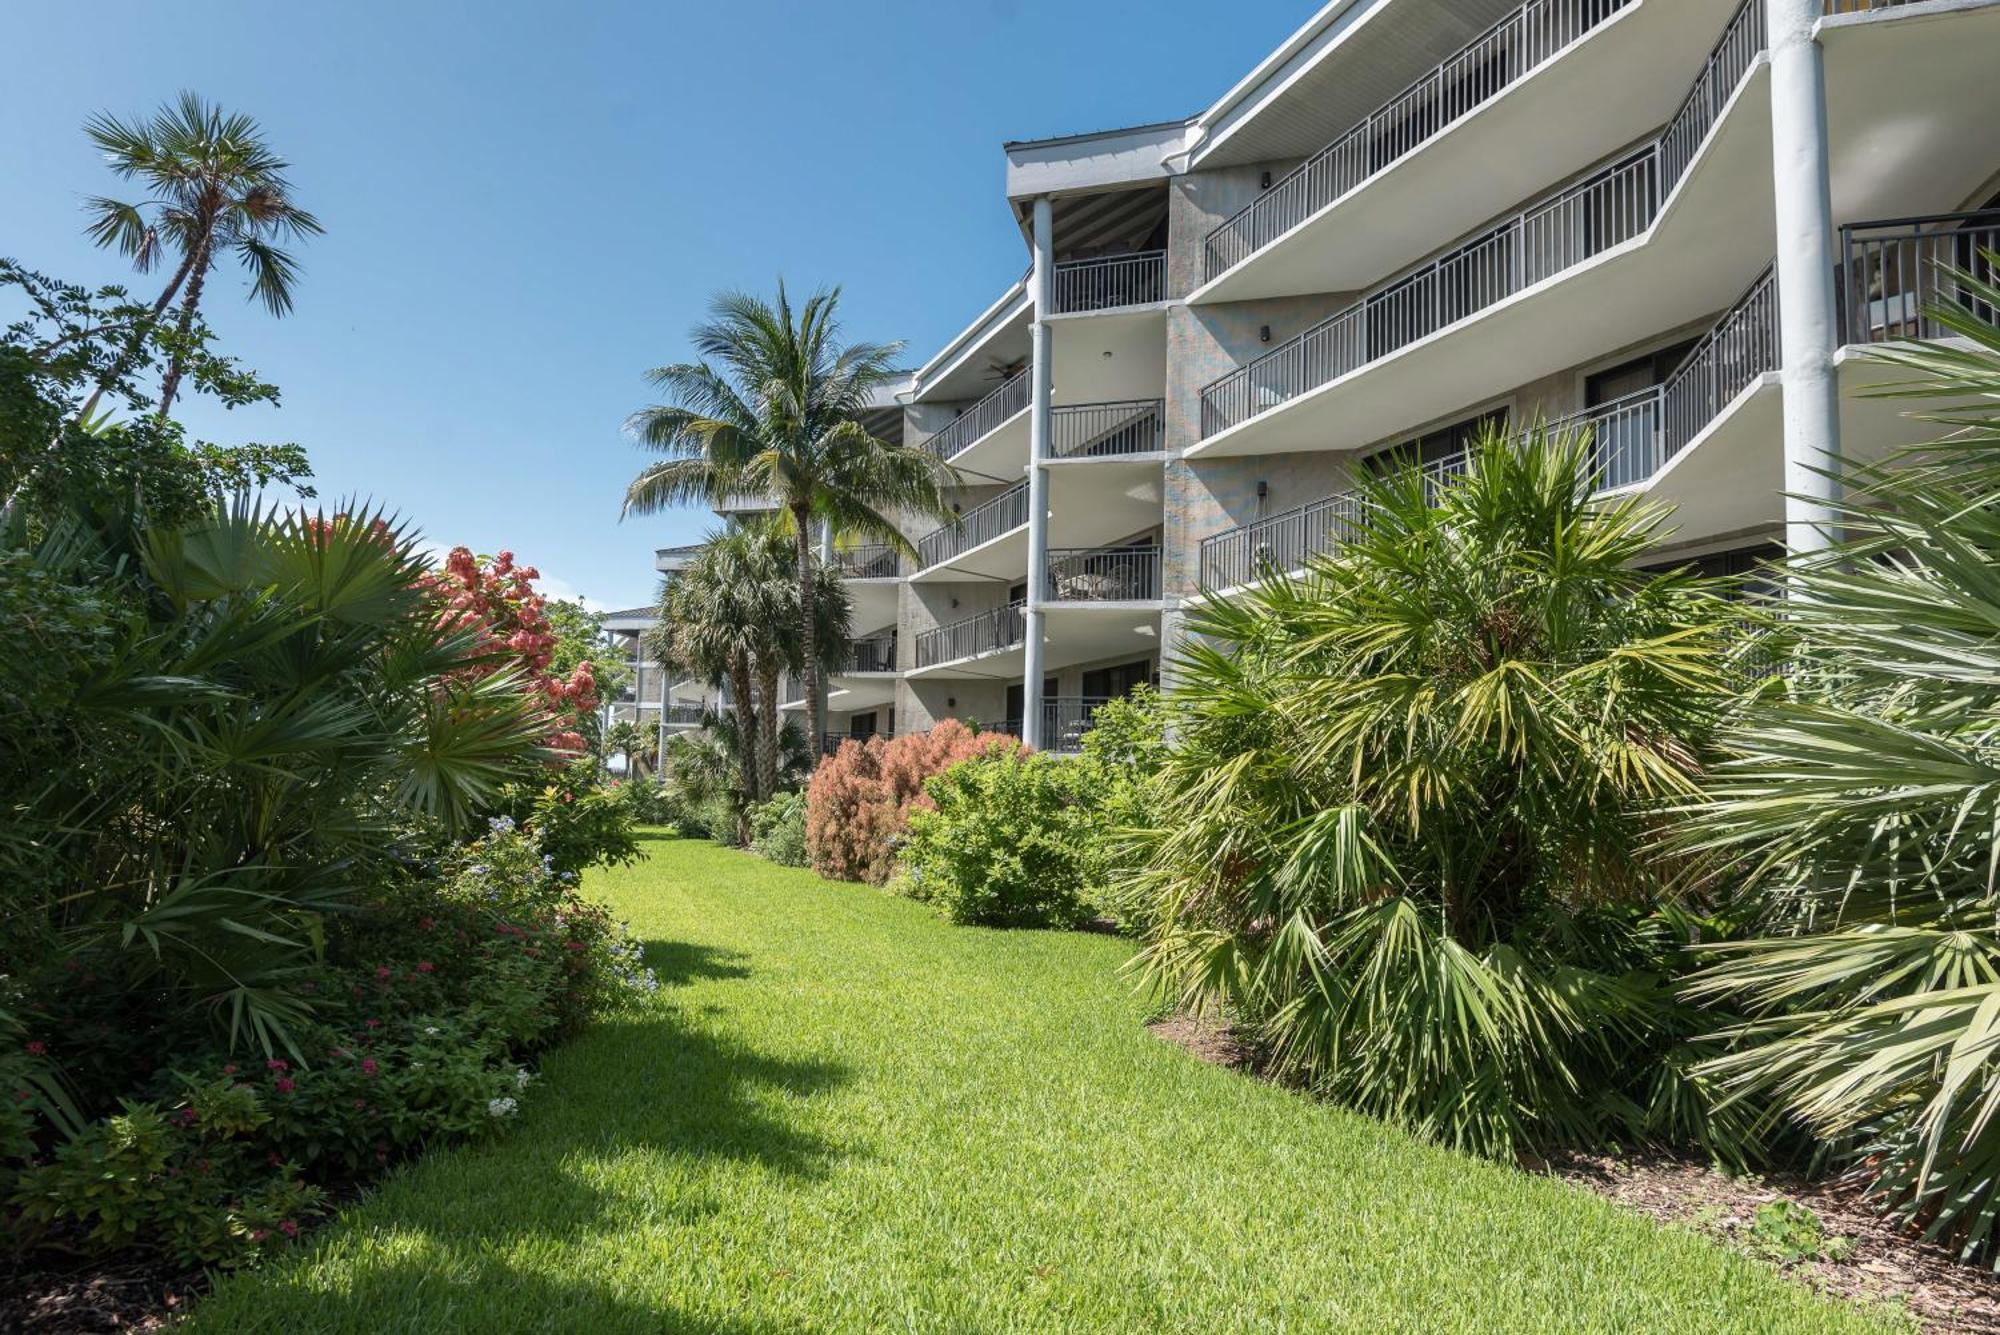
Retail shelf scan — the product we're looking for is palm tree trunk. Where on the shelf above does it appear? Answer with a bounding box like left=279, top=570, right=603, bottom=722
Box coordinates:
left=155, top=231, right=215, bottom=420
left=754, top=655, right=782, bottom=804
left=727, top=651, right=761, bottom=809
left=791, top=502, right=823, bottom=761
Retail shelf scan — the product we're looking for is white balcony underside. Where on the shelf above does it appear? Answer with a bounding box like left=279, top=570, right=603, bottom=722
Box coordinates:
left=846, top=580, right=900, bottom=634
left=1191, top=0, right=1742, bottom=305
left=780, top=676, right=899, bottom=713
left=905, top=604, right=1164, bottom=682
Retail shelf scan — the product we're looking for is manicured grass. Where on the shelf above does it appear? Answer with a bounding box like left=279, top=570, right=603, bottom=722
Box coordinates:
left=194, top=835, right=1904, bottom=1332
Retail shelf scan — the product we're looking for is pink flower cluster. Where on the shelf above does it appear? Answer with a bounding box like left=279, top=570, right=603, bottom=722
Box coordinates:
left=417, top=546, right=600, bottom=753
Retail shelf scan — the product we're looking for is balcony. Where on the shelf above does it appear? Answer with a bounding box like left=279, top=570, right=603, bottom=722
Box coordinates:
left=832, top=545, right=899, bottom=580
left=1002, top=697, right=1115, bottom=755
left=1197, top=264, right=1779, bottom=589
left=1841, top=209, right=2000, bottom=347
left=916, top=483, right=1030, bottom=573
left=661, top=702, right=708, bottom=727
left=1052, top=400, right=1164, bottom=458
left=844, top=632, right=899, bottom=675
left=820, top=730, right=894, bottom=756
left=915, top=603, right=1026, bottom=670
left=922, top=370, right=1028, bottom=464
left=1203, top=0, right=1641, bottom=285
left=1184, top=0, right=1768, bottom=453
left=1051, top=251, right=1166, bottom=315
left=1044, top=546, right=1161, bottom=603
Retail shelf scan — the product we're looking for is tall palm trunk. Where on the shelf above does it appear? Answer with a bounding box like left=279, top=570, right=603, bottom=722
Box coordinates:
left=727, top=650, right=761, bottom=809
left=754, top=654, right=782, bottom=804
left=155, top=228, right=215, bottom=420
left=791, top=500, right=823, bottom=760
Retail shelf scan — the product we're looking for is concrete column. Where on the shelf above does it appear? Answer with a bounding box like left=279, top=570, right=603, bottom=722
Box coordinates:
left=816, top=519, right=834, bottom=744
left=1767, top=0, right=1842, bottom=555
left=1024, top=195, right=1054, bottom=751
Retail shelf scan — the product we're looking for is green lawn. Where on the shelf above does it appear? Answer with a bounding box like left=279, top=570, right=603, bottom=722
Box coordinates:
left=193, top=835, right=1903, bottom=1332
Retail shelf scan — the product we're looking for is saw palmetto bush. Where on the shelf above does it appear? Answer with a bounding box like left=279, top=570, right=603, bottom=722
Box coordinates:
left=1680, top=270, right=2000, bottom=1262
left=1, top=500, right=550, bottom=1072
left=1134, top=430, right=1756, bottom=1160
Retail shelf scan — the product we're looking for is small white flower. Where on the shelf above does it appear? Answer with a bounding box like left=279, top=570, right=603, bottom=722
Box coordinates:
left=487, top=1096, right=518, bottom=1118
left=423, top=1026, right=440, bottom=1036
left=409, top=1061, right=424, bottom=1070
left=514, top=1067, right=533, bottom=1090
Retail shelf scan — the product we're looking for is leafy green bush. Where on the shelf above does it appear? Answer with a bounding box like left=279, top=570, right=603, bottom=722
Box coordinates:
left=749, top=791, right=808, bottom=867
left=500, top=756, right=641, bottom=877
left=1134, top=431, right=1749, bottom=1161
left=900, top=753, right=1101, bottom=928
left=6, top=822, right=657, bottom=1268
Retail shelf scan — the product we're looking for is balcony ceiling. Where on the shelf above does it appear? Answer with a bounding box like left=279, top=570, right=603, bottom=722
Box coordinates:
left=1011, top=184, right=1171, bottom=256
left=1194, top=0, right=1524, bottom=170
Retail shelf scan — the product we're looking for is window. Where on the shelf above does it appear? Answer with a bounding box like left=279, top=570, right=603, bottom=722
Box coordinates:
left=1365, top=408, right=1510, bottom=478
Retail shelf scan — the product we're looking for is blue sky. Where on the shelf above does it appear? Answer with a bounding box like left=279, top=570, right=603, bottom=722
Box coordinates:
left=3, top=1, right=1300, bottom=611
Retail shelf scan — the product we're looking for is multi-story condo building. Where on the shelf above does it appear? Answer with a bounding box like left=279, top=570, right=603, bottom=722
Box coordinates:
left=683, top=0, right=2000, bottom=756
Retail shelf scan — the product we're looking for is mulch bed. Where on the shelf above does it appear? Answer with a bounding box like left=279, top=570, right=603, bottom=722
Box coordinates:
left=1149, top=1013, right=2000, bottom=1333
left=0, top=1258, right=193, bottom=1333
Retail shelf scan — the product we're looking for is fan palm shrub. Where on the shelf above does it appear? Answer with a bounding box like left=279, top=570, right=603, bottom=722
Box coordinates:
left=1, top=499, right=549, bottom=1064
left=1679, top=269, right=2000, bottom=1262
left=1133, top=429, right=1753, bottom=1159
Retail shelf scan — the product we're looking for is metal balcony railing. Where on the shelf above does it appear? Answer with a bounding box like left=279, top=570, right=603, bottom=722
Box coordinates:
left=922, top=370, right=1029, bottom=462
left=1002, top=697, right=1115, bottom=755
left=1052, top=251, right=1166, bottom=314
left=820, top=730, right=894, bottom=756
left=1051, top=400, right=1165, bottom=458
left=1197, top=263, right=1779, bottom=589
left=916, top=482, right=1031, bottom=571
left=915, top=602, right=1027, bottom=669
left=1840, top=210, right=2000, bottom=345
left=846, top=633, right=898, bottom=674
left=1044, top=546, right=1161, bottom=602
left=1198, top=0, right=1766, bottom=440
left=1203, top=0, right=1639, bottom=282
left=660, top=702, right=708, bottom=726
left=832, top=545, right=898, bottom=579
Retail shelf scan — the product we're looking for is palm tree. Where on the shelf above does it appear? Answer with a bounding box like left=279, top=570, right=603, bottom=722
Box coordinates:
left=622, top=283, right=951, bottom=749
left=1676, top=266, right=2000, bottom=1259
left=80, top=92, right=321, bottom=421
left=1133, top=427, right=1753, bottom=1160
left=604, top=719, right=652, bottom=780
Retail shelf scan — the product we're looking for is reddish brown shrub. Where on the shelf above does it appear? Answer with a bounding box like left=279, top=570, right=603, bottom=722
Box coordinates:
left=805, top=720, right=1022, bottom=885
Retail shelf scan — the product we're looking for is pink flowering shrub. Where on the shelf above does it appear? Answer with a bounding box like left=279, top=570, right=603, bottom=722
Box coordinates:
left=420, top=546, right=598, bottom=753
left=805, top=721, right=1023, bottom=885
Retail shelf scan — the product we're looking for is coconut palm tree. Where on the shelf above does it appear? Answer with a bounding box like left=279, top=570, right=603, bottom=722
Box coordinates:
left=80, top=92, right=321, bottom=421
left=622, top=283, right=951, bottom=749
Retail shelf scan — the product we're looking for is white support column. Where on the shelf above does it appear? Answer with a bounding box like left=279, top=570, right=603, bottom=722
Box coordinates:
left=816, top=519, right=834, bottom=745
left=1024, top=195, right=1054, bottom=751
left=1768, top=0, right=1842, bottom=556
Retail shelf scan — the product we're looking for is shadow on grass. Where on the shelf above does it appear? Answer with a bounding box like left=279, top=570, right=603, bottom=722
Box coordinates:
left=200, top=938, right=850, bottom=1331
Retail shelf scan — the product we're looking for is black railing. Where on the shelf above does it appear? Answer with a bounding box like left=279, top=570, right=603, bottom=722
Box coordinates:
left=1052, top=251, right=1166, bottom=314
left=846, top=633, right=898, bottom=674
left=833, top=545, right=898, bottom=579
left=1198, top=0, right=1766, bottom=440
left=660, top=702, right=708, bottom=725
left=1203, top=0, right=1639, bottom=281
left=922, top=370, right=1029, bottom=462
left=1045, top=546, right=1161, bottom=602
left=914, top=602, right=1026, bottom=669
left=1003, top=696, right=1115, bottom=755
left=1051, top=400, right=1164, bottom=458
left=916, top=482, right=1031, bottom=571
left=1840, top=210, right=2000, bottom=345
left=820, top=730, right=894, bottom=756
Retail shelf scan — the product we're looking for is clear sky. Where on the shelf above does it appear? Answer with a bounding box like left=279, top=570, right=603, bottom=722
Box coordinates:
left=2, top=1, right=1302, bottom=611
